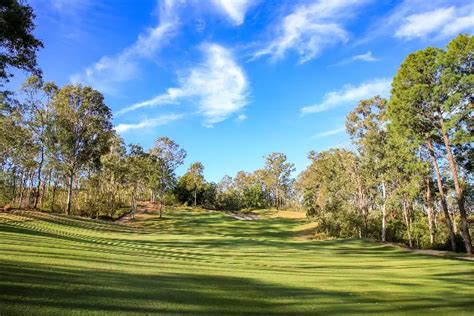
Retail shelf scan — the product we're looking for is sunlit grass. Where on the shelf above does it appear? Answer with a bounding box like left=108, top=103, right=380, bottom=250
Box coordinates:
left=0, top=209, right=473, bottom=315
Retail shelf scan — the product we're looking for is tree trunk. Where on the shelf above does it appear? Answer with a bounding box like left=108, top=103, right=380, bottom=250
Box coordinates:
left=403, top=199, right=413, bottom=248
left=26, top=173, right=35, bottom=208
left=194, top=186, right=197, bottom=207
left=33, top=147, right=44, bottom=209
left=275, top=186, right=279, bottom=210
left=426, top=140, right=456, bottom=251
left=356, top=179, right=368, bottom=238
left=440, top=122, right=472, bottom=254
left=424, top=178, right=436, bottom=245
left=381, top=182, right=387, bottom=242
left=131, top=184, right=137, bottom=211
left=451, top=209, right=458, bottom=234
left=65, top=170, right=74, bottom=215
left=51, top=182, right=57, bottom=212
left=150, top=190, right=155, bottom=204
left=18, top=172, right=26, bottom=208
left=39, top=170, right=49, bottom=208
left=11, top=167, right=17, bottom=203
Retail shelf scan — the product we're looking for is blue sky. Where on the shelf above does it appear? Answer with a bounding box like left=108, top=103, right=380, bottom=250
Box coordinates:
left=19, top=0, right=474, bottom=181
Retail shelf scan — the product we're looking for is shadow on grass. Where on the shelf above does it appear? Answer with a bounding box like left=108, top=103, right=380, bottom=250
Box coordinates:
left=1, top=260, right=473, bottom=315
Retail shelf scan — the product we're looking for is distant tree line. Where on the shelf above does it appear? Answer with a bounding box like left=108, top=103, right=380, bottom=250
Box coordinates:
left=0, top=1, right=472, bottom=252
left=174, top=153, right=296, bottom=211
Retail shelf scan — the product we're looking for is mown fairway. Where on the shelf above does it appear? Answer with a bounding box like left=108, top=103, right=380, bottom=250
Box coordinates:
left=1, top=209, right=473, bottom=315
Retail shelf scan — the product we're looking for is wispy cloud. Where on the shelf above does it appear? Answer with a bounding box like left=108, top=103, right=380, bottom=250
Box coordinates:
left=115, top=113, right=184, bottom=133
left=301, top=78, right=391, bottom=115
left=253, top=0, right=367, bottom=63
left=70, top=0, right=182, bottom=94
left=117, top=88, right=184, bottom=115
left=312, top=126, right=346, bottom=139
left=211, top=0, right=254, bottom=25
left=118, top=43, right=249, bottom=126
left=361, top=1, right=474, bottom=43
left=352, top=51, right=377, bottom=62
left=395, top=5, right=474, bottom=39
left=331, top=51, right=378, bottom=67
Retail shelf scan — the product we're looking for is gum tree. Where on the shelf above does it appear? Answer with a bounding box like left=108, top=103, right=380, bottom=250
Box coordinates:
left=149, top=137, right=186, bottom=218
left=346, top=96, right=389, bottom=240
left=45, top=85, right=113, bottom=215
left=182, top=162, right=205, bottom=207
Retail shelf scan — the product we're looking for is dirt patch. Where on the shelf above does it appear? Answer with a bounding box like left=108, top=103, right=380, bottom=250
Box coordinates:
left=115, top=202, right=161, bottom=223
left=269, top=210, right=306, bottom=219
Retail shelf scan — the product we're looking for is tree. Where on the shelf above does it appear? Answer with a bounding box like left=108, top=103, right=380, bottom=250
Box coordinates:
left=234, top=171, right=266, bottom=209
left=21, top=76, right=57, bottom=208
left=440, top=34, right=473, bottom=174
left=298, top=149, right=362, bottom=238
left=149, top=137, right=186, bottom=218
left=346, top=96, right=389, bottom=239
left=125, top=144, right=149, bottom=212
left=0, top=0, right=43, bottom=85
left=216, top=175, right=239, bottom=210
left=438, top=34, right=473, bottom=254
left=263, top=153, right=295, bottom=209
left=388, top=47, right=458, bottom=252
left=384, top=128, right=426, bottom=248
left=0, top=92, right=36, bottom=206
left=98, top=134, right=128, bottom=217
left=389, top=38, right=474, bottom=253
left=182, top=162, right=205, bottom=207
left=45, top=85, right=113, bottom=215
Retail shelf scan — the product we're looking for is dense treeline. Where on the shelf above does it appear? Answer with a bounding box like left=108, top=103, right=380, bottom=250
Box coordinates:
left=298, top=35, right=473, bottom=253
left=1, top=76, right=297, bottom=217
left=0, top=1, right=472, bottom=252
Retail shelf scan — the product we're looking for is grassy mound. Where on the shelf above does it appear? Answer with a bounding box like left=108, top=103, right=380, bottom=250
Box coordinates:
left=1, top=209, right=473, bottom=315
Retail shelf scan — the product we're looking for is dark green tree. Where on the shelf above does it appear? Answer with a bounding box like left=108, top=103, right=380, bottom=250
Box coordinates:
left=0, top=0, right=43, bottom=85
left=388, top=47, right=458, bottom=252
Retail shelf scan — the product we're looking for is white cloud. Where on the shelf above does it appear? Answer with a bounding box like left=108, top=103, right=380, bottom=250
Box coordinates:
left=301, top=78, right=391, bottom=115
left=253, top=0, right=366, bottom=63
left=117, top=87, right=184, bottom=115
left=331, top=51, right=378, bottom=67
left=395, top=7, right=455, bottom=39
left=70, top=0, right=181, bottom=93
left=115, top=113, right=184, bottom=133
left=359, top=1, right=474, bottom=44
left=352, top=51, right=377, bottom=62
left=312, top=126, right=346, bottom=139
left=211, top=0, right=254, bottom=25
left=441, top=14, right=474, bottom=38
left=118, top=43, right=249, bottom=126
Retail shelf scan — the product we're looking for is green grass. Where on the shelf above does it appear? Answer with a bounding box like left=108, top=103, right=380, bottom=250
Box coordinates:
left=1, top=209, right=473, bottom=315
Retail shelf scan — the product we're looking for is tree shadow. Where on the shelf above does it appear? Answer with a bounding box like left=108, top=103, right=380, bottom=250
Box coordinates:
left=2, top=260, right=473, bottom=315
